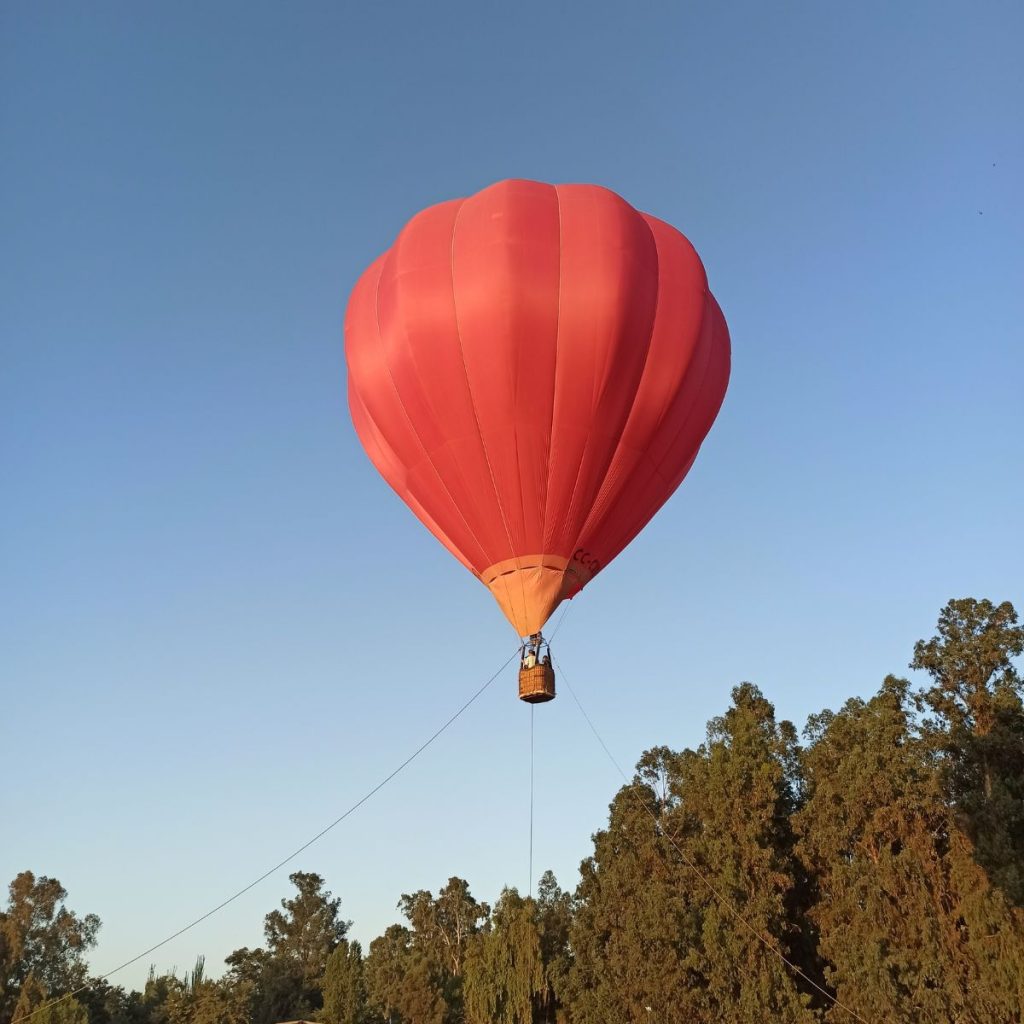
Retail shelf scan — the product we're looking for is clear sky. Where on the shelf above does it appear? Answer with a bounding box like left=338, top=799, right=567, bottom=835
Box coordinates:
left=2, top=0, right=1021, bottom=991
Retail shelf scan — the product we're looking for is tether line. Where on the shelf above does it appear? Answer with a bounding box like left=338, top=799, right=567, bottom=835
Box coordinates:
left=14, top=648, right=519, bottom=1024
left=529, top=702, right=535, bottom=895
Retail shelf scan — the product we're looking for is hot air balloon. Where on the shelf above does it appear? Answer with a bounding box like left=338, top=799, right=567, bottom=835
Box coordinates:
left=345, top=179, right=730, bottom=702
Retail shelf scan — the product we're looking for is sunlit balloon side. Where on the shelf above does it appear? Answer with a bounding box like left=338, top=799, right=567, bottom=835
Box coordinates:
left=345, top=179, right=730, bottom=696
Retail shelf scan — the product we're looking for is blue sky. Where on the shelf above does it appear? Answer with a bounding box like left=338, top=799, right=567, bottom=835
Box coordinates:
left=2, top=0, right=1021, bottom=991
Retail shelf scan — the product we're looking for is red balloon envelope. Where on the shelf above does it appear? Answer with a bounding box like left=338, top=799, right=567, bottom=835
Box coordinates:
left=345, top=179, right=730, bottom=637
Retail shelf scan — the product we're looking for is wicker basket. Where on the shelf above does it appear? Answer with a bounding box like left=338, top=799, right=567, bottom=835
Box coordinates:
left=519, top=662, right=556, bottom=703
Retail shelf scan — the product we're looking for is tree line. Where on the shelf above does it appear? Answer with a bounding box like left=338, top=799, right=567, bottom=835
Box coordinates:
left=3, top=598, right=1023, bottom=1023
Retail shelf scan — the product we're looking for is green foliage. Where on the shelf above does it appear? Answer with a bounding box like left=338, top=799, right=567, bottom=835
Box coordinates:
left=223, top=945, right=304, bottom=1024
left=107, top=960, right=252, bottom=1024
left=73, top=978, right=137, bottom=1024
left=397, top=879, right=488, bottom=981
left=364, top=925, right=443, bottom=1024
left=10, top=976, right=88, bottom=1024
left=533, top=873, right=572, bottom=1023
left=913, top=597, right=1024, bottom=903
left=320, top=940, right=370, bottom=1024
left=222, top=870, right=350, bottom=1024
left=463, top=890, right=543, bottom=1024
left=912, top=598, right=1023, bottom=736
left=393, top=878, right=488, bottom=1022
left=797, top=673, right=1024, bottom=1021
left=567, top=684, right=813, bottom=1023
left=264, top=872, right=350, bottom=990
left=1, top=873, right=100, bottom=1024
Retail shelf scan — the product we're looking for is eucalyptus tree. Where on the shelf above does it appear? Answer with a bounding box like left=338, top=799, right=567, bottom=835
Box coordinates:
left=1, top=873, right=99, bottom=1024
left=798, top=675, right=1024, bottom=1022
left=913, top=598, right=1024, bottom=903
left=568, top=685, right=813, bottom=1023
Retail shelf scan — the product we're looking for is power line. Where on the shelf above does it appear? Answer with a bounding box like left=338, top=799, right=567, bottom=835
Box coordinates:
left=14, top=648, right=519, bottom=1024
left=554, top=658, right=877, bottom=1024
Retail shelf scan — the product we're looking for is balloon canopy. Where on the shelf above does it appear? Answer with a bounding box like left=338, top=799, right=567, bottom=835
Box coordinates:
left=345, top=179, right=730, bottom=637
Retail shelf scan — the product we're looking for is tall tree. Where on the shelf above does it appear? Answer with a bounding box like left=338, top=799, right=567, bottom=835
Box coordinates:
left=533, top=873, right=572, bottom=1024
left=912, top=597, right=1024, bottom=903
left=797, top=675, right=1024, bottom=1021
left=667, top=685, right=812, bottom=1022
left=364, top=925, right=443, bottom=1024
left=463, top=890, right=542, bottom=1024
left=396, top=878, right=487, bottom=1023
left=397, top=879, right=487, bottom=982
left=1, top=873, right=100, bottom=1024
left=568, top=686, right=813, bottom=1023
left=567, top=757, right=686, bottom=1023
left=321, top=940, right=370, bottom=1024
left=912, top=598, right=1024, bottom=742
left=223, top=871, right=349, bottom=1023
left=223, top=946, right=303, bottom=1024
left=264, top=872, right=349, bottom=991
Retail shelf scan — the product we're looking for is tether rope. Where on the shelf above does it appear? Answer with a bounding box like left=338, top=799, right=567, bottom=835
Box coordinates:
left=525, top=601, right=570, bottom=895
left=13, top=648, right=519, bottom=1024
left=555, top=658, right=876, bottom=1024
left=529, top=702, right=535, bottom=895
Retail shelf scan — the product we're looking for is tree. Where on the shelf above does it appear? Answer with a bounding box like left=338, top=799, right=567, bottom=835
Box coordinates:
left=463, top=890, right=542, bottom=1024
left=155, top=956, right=252, bottom=1024
left=913, top=598, right=1024, bottom=903
left=74, top=978, right=136, bottom=1024
left=396, top=878, right=488, bottom=1022
left=567, top=762, right=687, bottom=1023
left=533, top=872, right=572, bottom=1023
left=1, top=873, right=100, bottom=1024
left=397, top=879, right=487, bottom=981
left=666, top=685, right=812, bottom=1022
left=10, top=975, right=88, bottom=1024
left=321, top=940, right=370, bottom=1024
left=797, top=675, right=1024, bottom=1021
left=224, top=871, right=350, bottom=1024
left=568, top=686, right=813, bottom=1023
left=223, top=946, right=303, bottom=1024
left=364, top=925, right=443, bottom=1024
left=134, top=967, right=182, bottom=1024
left=913, top=598, right=1023, bottom=741
left=264, top=872, right=349, bottom=991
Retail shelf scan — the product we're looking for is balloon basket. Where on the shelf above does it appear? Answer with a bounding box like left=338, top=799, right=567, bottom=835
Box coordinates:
left=519, top=662, right=556, bottom=703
